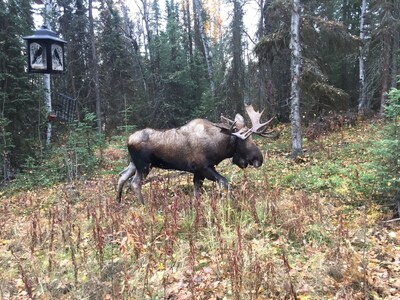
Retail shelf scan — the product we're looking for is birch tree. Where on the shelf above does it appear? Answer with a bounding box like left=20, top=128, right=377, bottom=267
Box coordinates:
left=358, top=0, right=367, bottom=112
left=380, top=29, right=391, bottom=116
left=289, top=0, right=303, bottom=158
left=43, top=0, right=52, bottom=144
left=89, top=0, right=102, bottom=133
left=136, top=0, right=159, bottom=93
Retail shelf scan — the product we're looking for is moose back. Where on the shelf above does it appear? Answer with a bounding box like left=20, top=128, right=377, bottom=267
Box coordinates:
left=116, top=105, right=274, bottom=204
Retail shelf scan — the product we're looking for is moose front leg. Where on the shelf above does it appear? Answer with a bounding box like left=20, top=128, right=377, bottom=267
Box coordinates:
left=201, top=167, right=229, bottom=193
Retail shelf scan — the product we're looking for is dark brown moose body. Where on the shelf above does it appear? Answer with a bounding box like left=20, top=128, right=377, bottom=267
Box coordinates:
left=116, top=105, right=274, bottom=204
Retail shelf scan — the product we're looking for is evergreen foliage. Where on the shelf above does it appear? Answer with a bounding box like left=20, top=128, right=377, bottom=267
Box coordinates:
left=0, top=0, right=42, bottom=181
left=98, top=1, right=136, bottom=131
left=367, top=84, right=400, bottom=200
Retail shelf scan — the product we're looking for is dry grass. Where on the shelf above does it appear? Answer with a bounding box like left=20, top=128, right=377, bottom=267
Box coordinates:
left=1, top=122, right=399, bottom=299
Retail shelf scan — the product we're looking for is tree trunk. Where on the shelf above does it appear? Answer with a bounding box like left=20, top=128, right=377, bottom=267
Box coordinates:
left=257, top=0, right=276, bottom=117
left=140, top=0, right=152, bottom=59
left=380, top=31, right=391, bottom=116
left=185, top=0, right=193, bottom=61
left=289, top=0, right=303, bottom=159
left=44, top=74, right=52, bottom=144
left=139, top=0, right=158, bottom=99
left=192, top=0, right=203, bottom=56
left=390, top=29, right=399, bottom=89
left=341, top=0, right=349, bottom=92
left=231, top=0, right=244, bottom=112
left=257, top=0, right=265, bottom=38
left=89, top=0, right=102, bottom=133
left=43, top=0, right=52, bottom=144
left=152, top=0, right=160, bottom=36
left=193, top=0, right=215, bottom=96
left=390, top=0, right=400, bottom=88
left=358, top=0, right=368, bottom=112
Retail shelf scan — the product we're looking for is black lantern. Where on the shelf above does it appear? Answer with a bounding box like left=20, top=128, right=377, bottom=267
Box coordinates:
left=23, top=26, right=67, bottom=74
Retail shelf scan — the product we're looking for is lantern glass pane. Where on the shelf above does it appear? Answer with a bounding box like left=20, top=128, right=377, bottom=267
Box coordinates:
left=30, top=42, right=46, bottom=70
left=51, top=44, right=64, bottom=71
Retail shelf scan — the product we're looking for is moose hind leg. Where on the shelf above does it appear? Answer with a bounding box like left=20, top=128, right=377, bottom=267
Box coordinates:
left=129, top=170, right=145, bottom=205
left=193, top=173, right=205, bottom=198
left=116, top=162, right=136, bottom=203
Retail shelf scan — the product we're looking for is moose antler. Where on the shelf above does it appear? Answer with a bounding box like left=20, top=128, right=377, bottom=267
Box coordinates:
left=213, top=117, right=251, bottom=139
left=231, top=128, right=252, bottom=139
left=213, top=116, right=236, bottom=132
left=245, top=104, right=275, bottom=135
left=213, top=105, right=275, bottom=139
left=221, top=116, right=236, bottom=129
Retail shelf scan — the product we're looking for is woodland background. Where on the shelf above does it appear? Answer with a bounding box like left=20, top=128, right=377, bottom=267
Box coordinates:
left=1, top=0, right=399, bottom=177
left=1, top=0, right=400, bottom=299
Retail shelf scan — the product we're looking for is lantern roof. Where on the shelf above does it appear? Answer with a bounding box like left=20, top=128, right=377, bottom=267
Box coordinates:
left=23, top=26, right=67, bottom=44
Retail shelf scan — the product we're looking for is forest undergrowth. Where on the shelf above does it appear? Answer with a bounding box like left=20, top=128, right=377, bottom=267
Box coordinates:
left=0, top=120, right=399, bottom=299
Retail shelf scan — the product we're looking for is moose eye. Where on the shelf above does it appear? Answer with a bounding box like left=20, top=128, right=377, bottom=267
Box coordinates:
left=232, top=128, right=238, bottom=133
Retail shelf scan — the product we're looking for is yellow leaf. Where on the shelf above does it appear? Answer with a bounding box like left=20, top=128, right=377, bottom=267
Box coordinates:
left=157, top=262, right=165, bottom=271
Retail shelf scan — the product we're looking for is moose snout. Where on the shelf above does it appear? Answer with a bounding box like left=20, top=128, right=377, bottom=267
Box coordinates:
left=252, top=160, right=262, bottom=168
left=250, top=153, right=263, bottom=168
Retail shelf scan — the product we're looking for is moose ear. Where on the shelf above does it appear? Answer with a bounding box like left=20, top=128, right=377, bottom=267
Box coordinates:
left=234, top=114, right=245, bottom=129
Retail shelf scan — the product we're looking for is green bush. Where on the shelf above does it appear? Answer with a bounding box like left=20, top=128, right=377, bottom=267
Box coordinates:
left=58, top=112, right=104, bottom=181
left=11, top=112, right=104, bottom=190
left=367, top=87, right=400, bottom=201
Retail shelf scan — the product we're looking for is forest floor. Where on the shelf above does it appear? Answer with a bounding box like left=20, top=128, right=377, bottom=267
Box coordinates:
left=0, top=120, right=399, bottom=299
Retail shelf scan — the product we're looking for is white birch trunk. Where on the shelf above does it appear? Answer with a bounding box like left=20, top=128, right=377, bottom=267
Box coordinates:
left=89, top=0, right=102, bottom=133
left=289, top=0, right=303, bottom=158
left=44, top=74, right=52, bottom=145
left=44, top=0, right=52, bottom=145
left=358, top=0, right=367, bottom=112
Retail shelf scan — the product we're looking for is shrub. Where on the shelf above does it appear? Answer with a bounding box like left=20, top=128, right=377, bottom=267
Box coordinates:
left=11, top=112, right=104, bottom=190
left=366, top=87, right=399, bottom=202
left=59, top=112, right=104, bottom=181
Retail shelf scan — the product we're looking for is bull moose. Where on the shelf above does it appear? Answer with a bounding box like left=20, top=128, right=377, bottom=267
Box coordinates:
left=116, top=104, right=274, bottom=204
